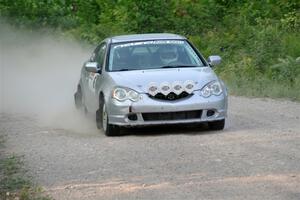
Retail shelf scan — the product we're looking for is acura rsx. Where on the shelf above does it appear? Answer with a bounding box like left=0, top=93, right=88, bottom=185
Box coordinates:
left=74, top=33, right=228, bottom=136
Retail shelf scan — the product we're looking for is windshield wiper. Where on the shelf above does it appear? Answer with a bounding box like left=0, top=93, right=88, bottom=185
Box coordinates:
left=160, top=65, right=199, bottom=69
left=112, top=68, right=138, bottom=72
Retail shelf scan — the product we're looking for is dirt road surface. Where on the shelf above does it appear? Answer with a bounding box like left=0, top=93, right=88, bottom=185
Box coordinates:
left=1, top=23, right=300, bottom=200
left=1, top=97, right=300, bottom=200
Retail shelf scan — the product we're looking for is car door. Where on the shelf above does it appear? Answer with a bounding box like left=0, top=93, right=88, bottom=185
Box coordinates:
left=84, top=42, right=107, bottom=111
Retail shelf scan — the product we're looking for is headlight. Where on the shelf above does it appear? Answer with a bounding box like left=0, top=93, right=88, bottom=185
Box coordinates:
left=127, top=90, right=140, bottom=101
left=200, top=81, right=223, bottom=98
left=112, top=87, right=140, bottom=102
left=113, top=88, right=127, bottom=101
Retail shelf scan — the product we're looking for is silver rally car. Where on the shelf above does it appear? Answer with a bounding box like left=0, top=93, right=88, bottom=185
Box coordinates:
left=74, top=33, right=228, bottom=136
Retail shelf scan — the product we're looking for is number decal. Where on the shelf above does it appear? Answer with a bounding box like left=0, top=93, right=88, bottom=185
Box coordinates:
left=88, top=73, right=98, bottom=93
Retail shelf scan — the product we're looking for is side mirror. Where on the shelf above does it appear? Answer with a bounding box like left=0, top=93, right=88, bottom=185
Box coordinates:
left=207, top=55, right=222, bottom=66
left=84, top=62, right=99, bottom=73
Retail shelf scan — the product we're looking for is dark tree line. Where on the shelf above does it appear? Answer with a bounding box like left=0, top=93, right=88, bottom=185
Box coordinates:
left=1, top=0, right=299, bottom=100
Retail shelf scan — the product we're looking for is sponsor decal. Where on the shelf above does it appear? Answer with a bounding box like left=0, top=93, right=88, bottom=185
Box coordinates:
left=88, top=73, right=99, bottom=93
left=113, top=40, right=184, bottom=49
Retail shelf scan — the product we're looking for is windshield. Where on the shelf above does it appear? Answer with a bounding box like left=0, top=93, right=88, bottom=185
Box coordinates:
left=108, top=40, right=205, bottom=71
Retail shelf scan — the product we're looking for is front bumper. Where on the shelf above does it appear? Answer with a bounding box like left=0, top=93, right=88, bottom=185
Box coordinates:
left=107, top=92, right=228, bottom=127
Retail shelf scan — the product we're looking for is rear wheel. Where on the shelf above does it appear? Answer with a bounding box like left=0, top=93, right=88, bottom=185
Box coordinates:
left=75, top=85, right=88, bottom=115
left=208, top=119, right=225, bottom=130
left=74, top=86, right=83, bottom=109
left=96, top=99, right=120, bottom=136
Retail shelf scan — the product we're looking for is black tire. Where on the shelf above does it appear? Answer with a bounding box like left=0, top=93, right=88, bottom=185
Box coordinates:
left=74, top=86, right=83, bottom=109
left=84, top=106, right=88, bottom=115
left=96, top=98, right=120, bottom=136
left=96, top=107, right=102, bottom=129
left=75, top=85, right=89, bottom=115
left=105, top=123, right=121, bottom=137
left=208, top=119, right=225, bottom=130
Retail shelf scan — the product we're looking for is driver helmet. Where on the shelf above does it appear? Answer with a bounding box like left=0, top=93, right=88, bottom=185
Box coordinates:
left=158, top=45, right=178, bottom=64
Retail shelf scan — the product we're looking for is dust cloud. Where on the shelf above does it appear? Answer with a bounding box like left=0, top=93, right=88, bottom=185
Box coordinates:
left=0, top=22, right=97, bottom=131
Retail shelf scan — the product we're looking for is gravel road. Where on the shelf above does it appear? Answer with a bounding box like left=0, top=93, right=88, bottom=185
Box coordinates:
left=1, top=96, right=300, bottom=200
left=1, top=23, right=299, bottom=200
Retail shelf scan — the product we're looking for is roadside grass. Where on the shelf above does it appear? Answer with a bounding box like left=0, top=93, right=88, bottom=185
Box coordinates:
left=220, top=74, right=300, bottom=102
left=0, top=136, right=51, bottom=200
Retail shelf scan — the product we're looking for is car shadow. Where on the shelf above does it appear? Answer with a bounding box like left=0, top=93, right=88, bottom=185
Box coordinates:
left=119, top=123, right=223, bottom=137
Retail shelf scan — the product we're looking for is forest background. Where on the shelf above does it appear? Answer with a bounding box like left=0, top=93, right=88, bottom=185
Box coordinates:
left=1, top=0, right=299, bottom=100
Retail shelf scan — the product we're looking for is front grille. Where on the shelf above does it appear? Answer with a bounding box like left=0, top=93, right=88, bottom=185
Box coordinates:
left=142, top=110, right=202, bottom=121
left=149, top=92, right=191, bottom=101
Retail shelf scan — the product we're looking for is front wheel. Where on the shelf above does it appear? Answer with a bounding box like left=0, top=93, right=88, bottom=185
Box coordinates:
left=97, top=102, right=120, bottom=136
left=208, top=119, right=225, bottom=130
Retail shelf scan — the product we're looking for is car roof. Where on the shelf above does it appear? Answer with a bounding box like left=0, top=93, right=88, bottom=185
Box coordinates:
left=110, top=33, right=186, bottom=43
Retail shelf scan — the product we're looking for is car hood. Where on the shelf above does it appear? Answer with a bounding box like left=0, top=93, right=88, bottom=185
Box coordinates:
left=107, top=67, right=218, bottom=93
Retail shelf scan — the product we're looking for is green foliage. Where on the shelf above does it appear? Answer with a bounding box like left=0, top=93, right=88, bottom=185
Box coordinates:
left=270, top=56, right=300, bottom=84
left=0, top=138, right=52, bottom=200
left=125, top=0, right=174, bottom=33
left=0, top=0, right=77, bottom=29
left=0, top=0, right=299, bottom=100
left=0, top=155, right=31, bottom=193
